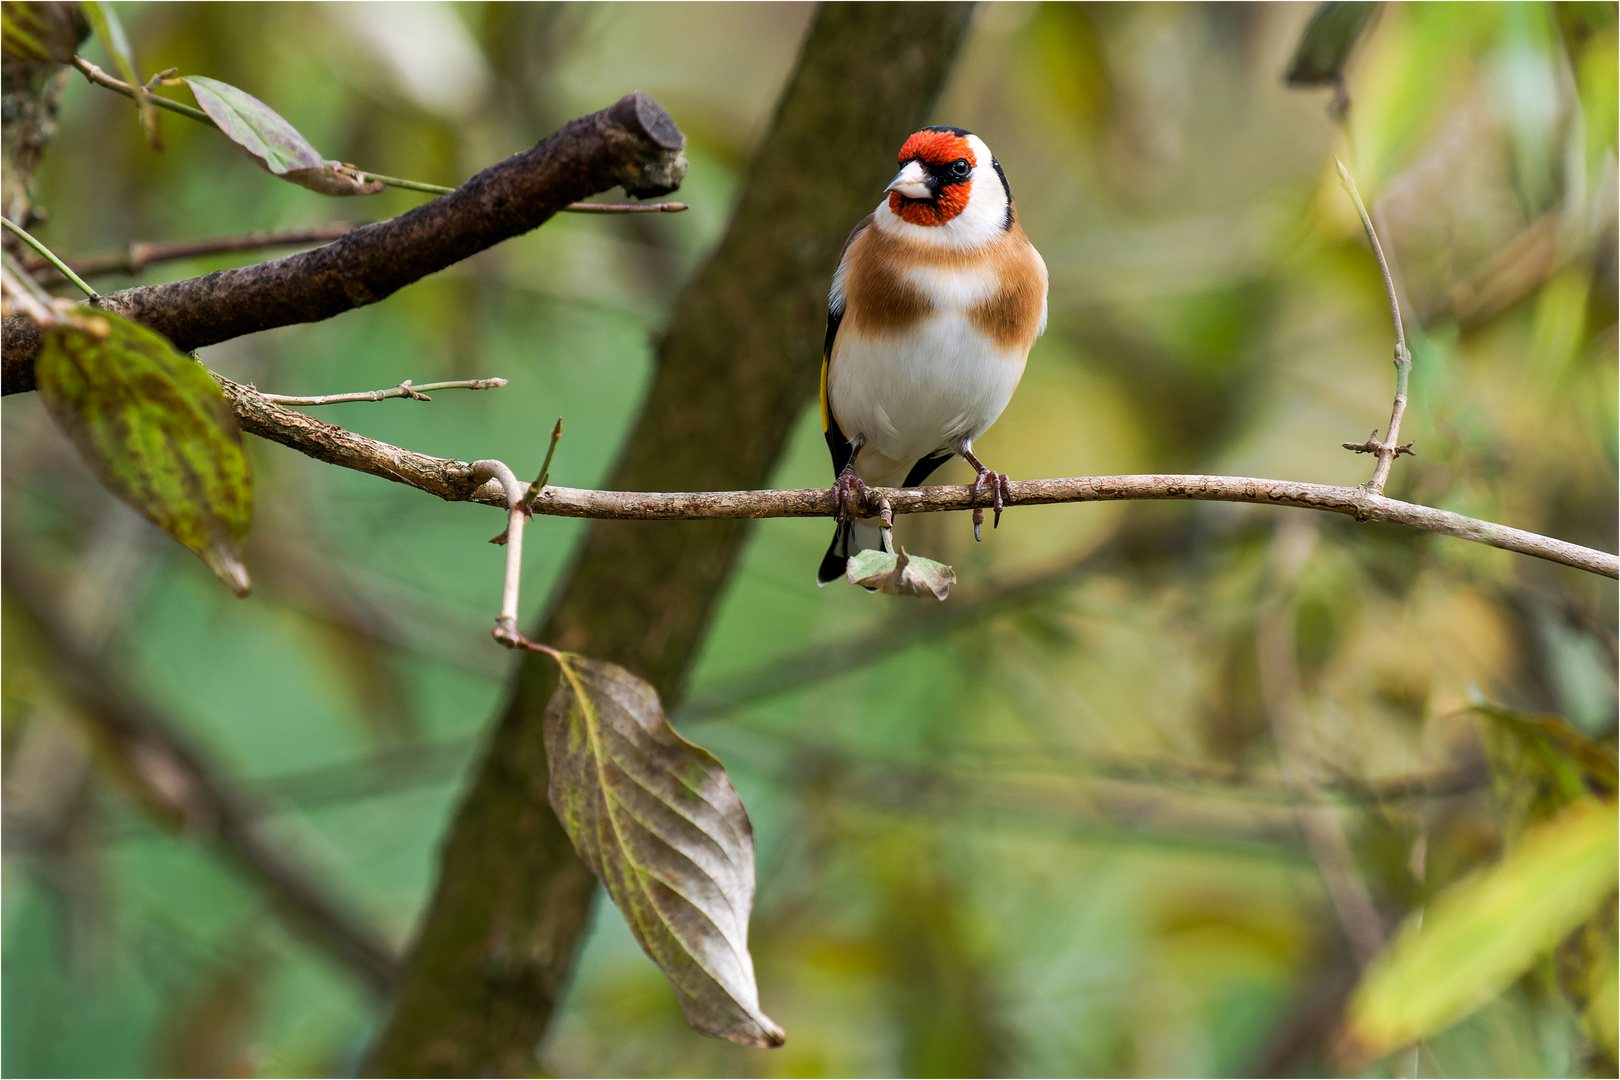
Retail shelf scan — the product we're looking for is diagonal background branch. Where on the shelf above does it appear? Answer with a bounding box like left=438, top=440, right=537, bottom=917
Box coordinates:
left=0, top=92, right=687, bottom=394
left=1, top=547, right=400, bottom=994
left=360, top=5, right=977, bottom=1074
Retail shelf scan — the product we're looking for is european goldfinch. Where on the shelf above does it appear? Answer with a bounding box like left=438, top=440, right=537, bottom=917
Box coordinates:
left=817, top=126, right=1048, bottom=586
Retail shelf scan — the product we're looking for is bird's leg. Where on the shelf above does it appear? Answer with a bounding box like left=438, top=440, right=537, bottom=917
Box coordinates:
left=956, top=443, right=1012, bottom=541
left=832, top=441, right=868, bottom=525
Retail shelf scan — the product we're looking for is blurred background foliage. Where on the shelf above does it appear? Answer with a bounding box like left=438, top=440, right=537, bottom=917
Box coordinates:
left=2, top=2, right=1616, bottom=1076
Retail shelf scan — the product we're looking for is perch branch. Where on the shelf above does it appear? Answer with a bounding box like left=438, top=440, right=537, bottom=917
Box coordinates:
left=1, top=550, right=400, bottom=994
left=259, top=377, right=506, bottom=406
left=2, top=91, right=688, bottom=394
left=215, top=377, right=1619, bottom=579
left=1337, top=159, right=1414, bottom=495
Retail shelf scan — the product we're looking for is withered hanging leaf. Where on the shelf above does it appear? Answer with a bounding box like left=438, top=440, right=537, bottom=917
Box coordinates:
left=1341, top=797, right=1619, bottom=1066
left=542, top=653, right=784, bottom=1048
left=1284, top=1, right=1376, bottom=87
left=846, top=545, right=955, bottom=599
left=79, top=0, right=159, bottom=145
left=0, top=0, right=82, bottom=62
left=35, top=310, right=253, bottom=595
left=183, top=76, right=385, bottom=196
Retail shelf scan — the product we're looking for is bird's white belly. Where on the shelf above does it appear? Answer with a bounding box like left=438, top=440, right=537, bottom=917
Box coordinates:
left=828, top=313, right=1027, bottom=487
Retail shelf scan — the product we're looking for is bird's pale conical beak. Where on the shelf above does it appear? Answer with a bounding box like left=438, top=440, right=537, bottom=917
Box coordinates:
left=886, top=160, right=933, bottom=200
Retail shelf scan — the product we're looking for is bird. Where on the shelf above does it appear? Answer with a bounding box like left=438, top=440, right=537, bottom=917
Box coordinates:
left=816, top=125, right=1048, bottom=587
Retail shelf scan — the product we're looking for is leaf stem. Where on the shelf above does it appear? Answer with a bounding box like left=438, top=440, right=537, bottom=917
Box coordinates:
left=74, top=56, right=211, bottom=124
left=0, top=216, right=99, bottom=299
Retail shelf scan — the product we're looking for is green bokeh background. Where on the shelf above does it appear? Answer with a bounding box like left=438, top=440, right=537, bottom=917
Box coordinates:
left=3, top=3, right=1615, bottom=1076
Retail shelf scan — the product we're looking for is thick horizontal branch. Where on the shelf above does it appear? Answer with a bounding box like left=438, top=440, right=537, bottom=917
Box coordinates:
left=220, top=379, right=1619, bottom=579
left=2, top=92, right=687, bottom=394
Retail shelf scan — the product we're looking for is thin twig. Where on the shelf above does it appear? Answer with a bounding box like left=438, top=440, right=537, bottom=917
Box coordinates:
left=22, top=224, right=360, bottom=279
left=72, top=59, right=686, bottom=215
left=1258, top=518, right=1386, bottom=969
left=1, top=216, right=99, bottom=299
left=259, top=378, right=506, bottom=407
left=215, top=376, right=1620, bottom=579
left=1336, top=159, right=1414, bottom=496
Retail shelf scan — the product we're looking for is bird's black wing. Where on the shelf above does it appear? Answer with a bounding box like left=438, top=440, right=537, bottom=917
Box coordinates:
left=822, top=215, right=873, bottom=478
left=902, top=452, right=954, bottom=487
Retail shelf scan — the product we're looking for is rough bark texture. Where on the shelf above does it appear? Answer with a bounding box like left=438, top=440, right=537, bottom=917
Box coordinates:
left=360, top=5, right=976, bottom=1075
left=1, top=92, right=687, bottom=394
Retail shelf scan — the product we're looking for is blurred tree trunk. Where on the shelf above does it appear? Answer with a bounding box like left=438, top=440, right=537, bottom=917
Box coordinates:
left=361, top=4, right=975, bottom=1075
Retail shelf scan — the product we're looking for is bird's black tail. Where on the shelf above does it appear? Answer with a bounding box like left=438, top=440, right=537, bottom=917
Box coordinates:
left=816, top=522, right=855, bottom=586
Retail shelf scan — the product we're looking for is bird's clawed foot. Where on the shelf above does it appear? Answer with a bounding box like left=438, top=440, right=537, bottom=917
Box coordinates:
left=833, top=464, right=869, bottom=525
left=969, top=469, right=1011, bottom=541
left=960, top=448, right=1012, bottom=542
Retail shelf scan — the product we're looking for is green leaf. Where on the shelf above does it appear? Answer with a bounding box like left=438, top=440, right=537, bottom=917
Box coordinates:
left=35, top=310, right=253, bottom=596
left=542, top=653, right=784, bottom=1048
left=183, top=76, right=385, bottom=196
left=1474, top=702, right=1618, bottom=842
left=79, top=1, right=159, bottom=145
left=0, top=1, right=82, bottom=62
left=1284, top=1, right=1377, bottom=87
left=1343, top=798, right=1619, bottom=1064
left=846, top=545, right=956, bottom=599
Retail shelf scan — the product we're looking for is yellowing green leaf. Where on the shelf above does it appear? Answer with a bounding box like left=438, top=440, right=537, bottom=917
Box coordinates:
left=1343, top=798, right=1619, bottom=1065
left=183, top=76, right=385, bottom=196
left=542, top=653, right=784, bottom=1048
left=35, top=310, right=253, bottom=596
left=0, top=0, right=81, bottom=62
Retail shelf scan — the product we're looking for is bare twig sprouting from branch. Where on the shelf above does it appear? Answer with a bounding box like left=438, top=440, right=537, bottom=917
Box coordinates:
left=523, top=419, right=564, bottom=510
left=1258, top=518, right=1387, bottom=969
left=22, top=224, right=361, bottom=280
left=259, top=378, right=507, bottom=407
left=1336, top=159, right=1414, bottom=496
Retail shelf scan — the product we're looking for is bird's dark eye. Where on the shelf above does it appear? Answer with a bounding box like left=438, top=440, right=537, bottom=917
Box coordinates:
left=950, top=158, right=970, bottom=178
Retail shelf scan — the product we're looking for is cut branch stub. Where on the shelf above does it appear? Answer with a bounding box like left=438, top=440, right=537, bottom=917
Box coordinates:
left=541, top=651, right=784, bottom=1048
left=184, top=76, right=385, bottom=196
left=35, top=310, right=252, bottom=595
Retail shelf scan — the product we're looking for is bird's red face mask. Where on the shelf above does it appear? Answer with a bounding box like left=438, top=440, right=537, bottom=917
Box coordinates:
left=887, top=129, right=976, bottom=227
